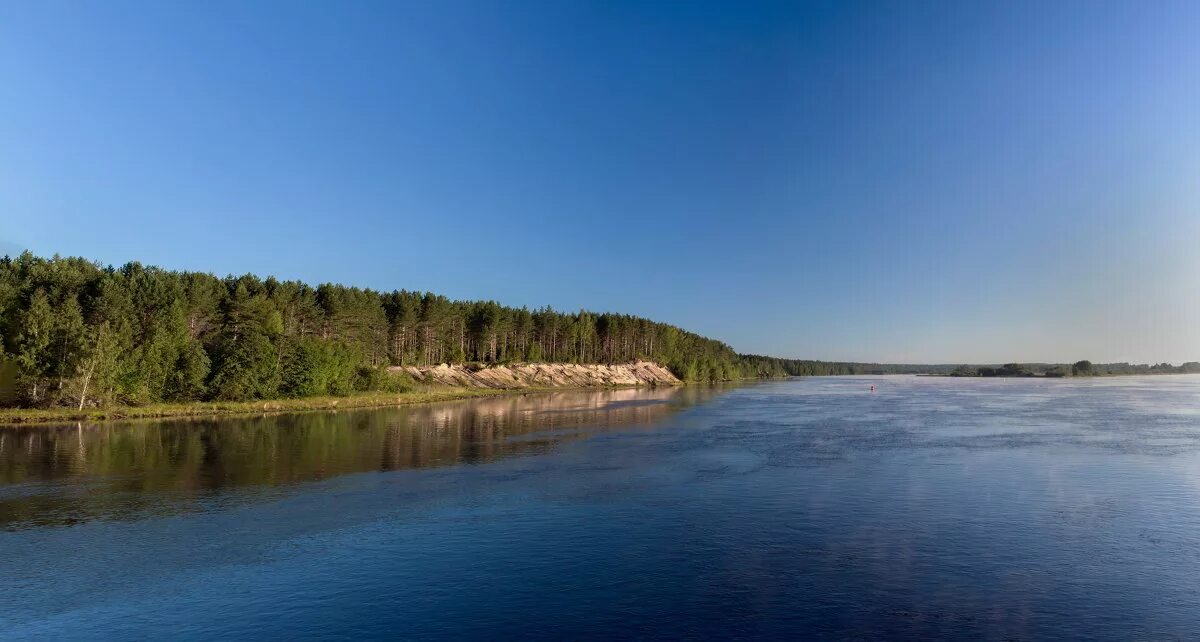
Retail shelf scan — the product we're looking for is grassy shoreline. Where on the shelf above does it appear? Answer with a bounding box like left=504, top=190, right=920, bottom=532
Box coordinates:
left=0, top=386, right=567, bottom=426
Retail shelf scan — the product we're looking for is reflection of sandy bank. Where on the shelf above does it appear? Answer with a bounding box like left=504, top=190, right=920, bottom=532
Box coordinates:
left=419, top=386, right=685, bottom=430
left=381, top=386, right=715, bottom=470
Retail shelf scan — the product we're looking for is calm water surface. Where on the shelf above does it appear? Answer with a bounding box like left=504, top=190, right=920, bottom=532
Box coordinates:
left=4, top=376, right=1200, bottom=639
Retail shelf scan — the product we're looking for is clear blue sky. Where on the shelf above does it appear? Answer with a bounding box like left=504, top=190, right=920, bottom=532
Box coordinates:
left=2, top=1, right=1198, bottom=363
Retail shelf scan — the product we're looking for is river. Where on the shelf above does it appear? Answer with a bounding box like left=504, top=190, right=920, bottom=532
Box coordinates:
left=4, top=376, right=1200, bottom=639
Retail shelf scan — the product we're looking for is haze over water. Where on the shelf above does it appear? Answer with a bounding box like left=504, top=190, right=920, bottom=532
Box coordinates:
left=5, top=376, right=1200, bottom=639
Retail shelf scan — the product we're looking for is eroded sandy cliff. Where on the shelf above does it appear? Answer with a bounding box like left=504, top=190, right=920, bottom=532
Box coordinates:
left=391, top=361, right=681, bottom=389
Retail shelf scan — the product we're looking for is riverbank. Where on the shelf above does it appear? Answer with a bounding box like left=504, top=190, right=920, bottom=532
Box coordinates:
left=0, top=360, right=685, bottom=426
left=0, top=387, right=542, bottom=426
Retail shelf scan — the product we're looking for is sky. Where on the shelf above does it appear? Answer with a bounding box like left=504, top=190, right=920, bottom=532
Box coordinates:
left=1, top=0, right=1198, bottom=364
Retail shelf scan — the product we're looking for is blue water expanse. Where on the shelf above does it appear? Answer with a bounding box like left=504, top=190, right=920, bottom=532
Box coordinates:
left=4, top=376, right=1200, bottom=639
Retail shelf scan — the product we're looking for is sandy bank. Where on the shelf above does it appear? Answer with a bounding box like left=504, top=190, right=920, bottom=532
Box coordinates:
left=391, top=361, right=681, bottom=389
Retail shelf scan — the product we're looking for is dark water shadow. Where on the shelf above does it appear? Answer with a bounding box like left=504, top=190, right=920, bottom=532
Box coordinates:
left=0, top=386, right=728, bottom=530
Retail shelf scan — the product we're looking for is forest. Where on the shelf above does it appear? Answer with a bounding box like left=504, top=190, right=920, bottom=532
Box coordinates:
left=949, top=360, right=1200, bottom=377
left=0, top=253, right=860, bottom=409
left=5, top=253, right=1194, bottom=410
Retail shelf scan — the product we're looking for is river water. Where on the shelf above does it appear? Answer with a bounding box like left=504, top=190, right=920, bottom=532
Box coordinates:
left=3, top=376, right=1200, bottom=639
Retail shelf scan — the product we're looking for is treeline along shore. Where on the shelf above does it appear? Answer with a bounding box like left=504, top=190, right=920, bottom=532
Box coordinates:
left=0, top=253, right=874, bottom=417
left=945, top=360, right=1200, bottom=378
left=1, top=253, right=1195, bottom=422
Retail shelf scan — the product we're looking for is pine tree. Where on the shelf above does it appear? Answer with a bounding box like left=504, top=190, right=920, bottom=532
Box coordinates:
left=53, top=295, right=86, bottom=392
left=15, top=289, right=54, bottom=403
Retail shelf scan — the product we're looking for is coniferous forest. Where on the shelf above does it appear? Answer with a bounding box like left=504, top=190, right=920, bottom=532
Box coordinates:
left=0, top=253, right=863, bottom=409
left=5, top=253, right=1193, bottom=411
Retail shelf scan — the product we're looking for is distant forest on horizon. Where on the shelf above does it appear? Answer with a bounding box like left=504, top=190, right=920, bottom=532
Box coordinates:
left=1, top=253, right=1196, bottom=409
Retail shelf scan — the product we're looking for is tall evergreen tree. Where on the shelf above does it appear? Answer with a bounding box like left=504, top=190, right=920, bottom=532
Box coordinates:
left=14, top=289, right=55, bottom=403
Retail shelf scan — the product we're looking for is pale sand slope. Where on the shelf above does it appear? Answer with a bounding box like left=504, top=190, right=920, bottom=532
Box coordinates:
left=391, top=361, right=681, bottom=389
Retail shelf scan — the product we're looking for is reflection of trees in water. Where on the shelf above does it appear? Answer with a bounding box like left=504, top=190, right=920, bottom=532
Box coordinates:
left=0, top=386, right=721, bottom=529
